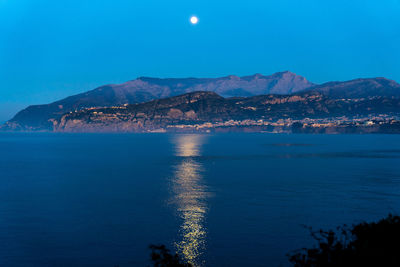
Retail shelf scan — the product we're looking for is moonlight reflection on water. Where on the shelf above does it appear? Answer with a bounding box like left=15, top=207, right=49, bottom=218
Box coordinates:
left=171, top=134, right=211, bottom=266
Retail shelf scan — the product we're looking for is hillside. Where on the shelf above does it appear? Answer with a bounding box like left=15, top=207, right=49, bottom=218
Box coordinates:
left=2, top=74, right=400, bottom=132
left=53, top=91, right=400, bottom=133
left=305, top=77, right=400, bottom=98
left=5, top=71, right=313, bottom=130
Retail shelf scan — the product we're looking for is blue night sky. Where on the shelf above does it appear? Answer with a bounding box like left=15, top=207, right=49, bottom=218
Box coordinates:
left=1, top=0, right=400, bottom=121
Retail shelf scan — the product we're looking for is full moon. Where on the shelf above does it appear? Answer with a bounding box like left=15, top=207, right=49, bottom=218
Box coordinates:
left=190, top=16, right=199, bottom=24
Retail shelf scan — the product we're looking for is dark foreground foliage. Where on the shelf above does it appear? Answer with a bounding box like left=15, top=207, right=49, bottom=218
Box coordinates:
left=149, top=215, right=400, bottom=266
left=149, top=245, right=192, bottom=267
left=288, top=214, right=400, bottom=267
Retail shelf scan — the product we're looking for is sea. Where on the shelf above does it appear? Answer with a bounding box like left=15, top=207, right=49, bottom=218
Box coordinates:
left=1, top=133, right=400, bottom=267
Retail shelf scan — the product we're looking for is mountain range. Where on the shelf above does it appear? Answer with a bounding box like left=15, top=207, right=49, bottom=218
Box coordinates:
left=2, top=71, right=400, bottom=132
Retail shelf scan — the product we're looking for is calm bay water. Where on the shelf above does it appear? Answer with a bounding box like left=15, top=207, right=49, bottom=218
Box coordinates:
left=1, top=133, right=400, bottom=266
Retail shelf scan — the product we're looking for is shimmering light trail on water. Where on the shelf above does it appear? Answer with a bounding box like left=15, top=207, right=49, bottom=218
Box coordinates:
left=1, top=133, right=400, bottom=266
left=171, top=135, right=210, bottom=266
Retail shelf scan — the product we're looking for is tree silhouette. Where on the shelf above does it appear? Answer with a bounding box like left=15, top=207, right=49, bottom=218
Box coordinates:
left=149, top=215, right=400, bottom=266
left=149, top=245, right=192, bottom=267
left=288, top=214, right=400, bottom=267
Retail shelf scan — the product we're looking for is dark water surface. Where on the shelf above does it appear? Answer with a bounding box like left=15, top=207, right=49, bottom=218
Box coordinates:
left=1, top=133, right=400, bottom=266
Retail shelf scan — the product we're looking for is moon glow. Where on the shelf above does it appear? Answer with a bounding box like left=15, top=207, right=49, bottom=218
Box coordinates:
left=190, top=16, right=199, bottom=24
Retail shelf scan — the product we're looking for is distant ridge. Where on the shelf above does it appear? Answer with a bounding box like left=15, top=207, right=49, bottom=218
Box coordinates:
left=5, top=71, right=313, bottom=130
left=305, top=77, right=400, bottom=98
left=2, top=72, right=400, bottom=132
